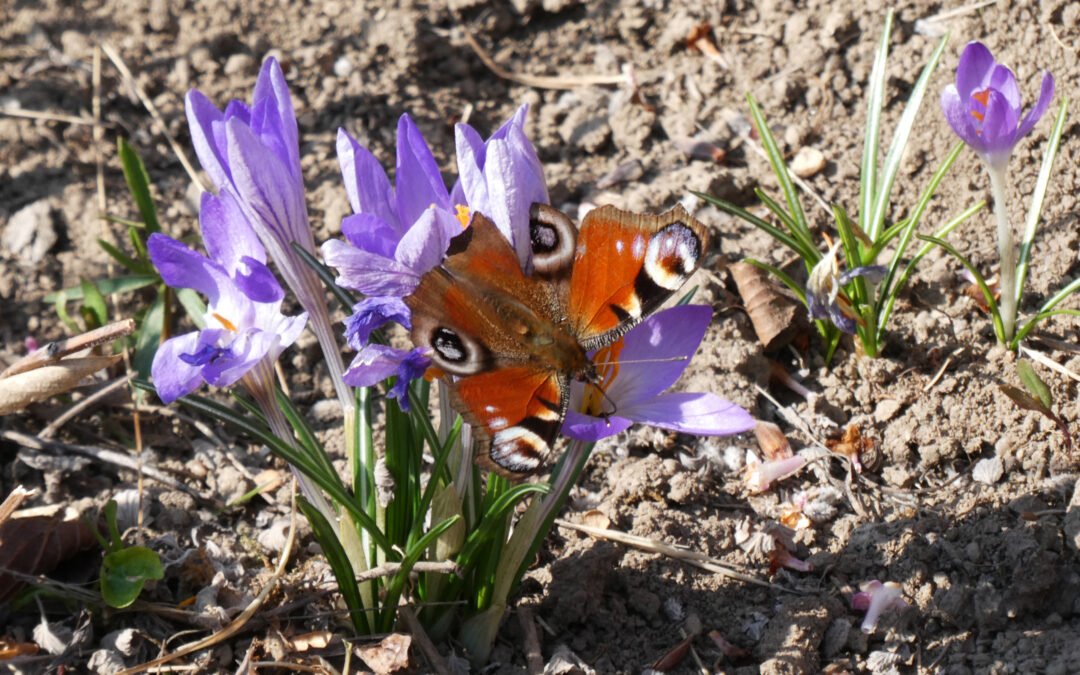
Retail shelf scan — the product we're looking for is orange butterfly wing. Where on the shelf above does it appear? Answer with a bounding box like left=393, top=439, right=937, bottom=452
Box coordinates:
left=568, top=205, right=710, bottom=349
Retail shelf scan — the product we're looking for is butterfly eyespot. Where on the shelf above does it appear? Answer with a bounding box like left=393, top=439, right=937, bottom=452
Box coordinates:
left=529, top=203, right=577, bottom=277
left=432, top=327, right=467, bottom=362
left=643, top=222, right=702, bottom=291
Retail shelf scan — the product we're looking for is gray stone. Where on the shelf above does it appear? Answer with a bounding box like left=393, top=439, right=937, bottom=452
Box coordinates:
left=3, top=199, right=56, bottom=263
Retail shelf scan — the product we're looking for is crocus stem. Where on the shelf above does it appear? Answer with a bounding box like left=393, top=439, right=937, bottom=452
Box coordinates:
left=988, top=165, right=1017, bottom=342
left=244, top=367, right=338, bottom=531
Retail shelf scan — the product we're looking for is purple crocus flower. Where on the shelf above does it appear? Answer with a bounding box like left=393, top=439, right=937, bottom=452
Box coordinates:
left=186, top=57, right=351, bottom=409
left=940, top=41, right=1055, bottom=171
left=806, top=241, right=886, bottom=334
left=561, top=304, right=754, bottom=441
left=322, top=105, right=547, bottom=299
left=149, top=192, right=308, bottom=404
left=323, top=105, right=547, bottom=394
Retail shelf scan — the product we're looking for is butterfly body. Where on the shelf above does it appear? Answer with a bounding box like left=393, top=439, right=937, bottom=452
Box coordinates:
left=405, top=203, right=708, bottom=478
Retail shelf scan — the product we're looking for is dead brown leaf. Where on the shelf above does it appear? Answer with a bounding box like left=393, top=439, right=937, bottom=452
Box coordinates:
left=0, top=513, right=97, bottom=603
left=355, top=633, right=412, bottom=674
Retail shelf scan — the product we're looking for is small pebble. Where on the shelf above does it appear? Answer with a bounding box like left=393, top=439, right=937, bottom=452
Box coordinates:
left=972, top=456, right=1004, bottom=485
left=790, top=147, right=826, bottom=177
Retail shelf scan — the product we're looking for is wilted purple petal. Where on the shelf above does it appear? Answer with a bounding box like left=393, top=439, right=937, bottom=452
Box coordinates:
left=344, top=297, right=411, bottom=349
left=343, top=343, right=421, bottom=387
left=321, top=239, right=420, bottom=296
left=386, top=348, right=432, bottom=412
left=837, top=265, right=887, bottom=286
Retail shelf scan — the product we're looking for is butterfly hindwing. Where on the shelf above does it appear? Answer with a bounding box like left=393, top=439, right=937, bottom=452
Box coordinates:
left=568, top=204, right=709, bottom=350
left=450, top=366, right=568, bottom=478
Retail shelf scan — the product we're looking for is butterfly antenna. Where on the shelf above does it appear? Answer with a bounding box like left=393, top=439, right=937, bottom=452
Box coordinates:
left=589, top=355, right=689, bottom=368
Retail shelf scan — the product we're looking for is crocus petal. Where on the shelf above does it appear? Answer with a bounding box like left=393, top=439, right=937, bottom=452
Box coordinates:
left=343, top=344, right=411, bottom=387
left=200, top=191, right=265, bottom=270
left=147, top=233, right=230, bottom=305
left=1015, top=71, right=1055, bottom=140
left=838, top=265, right=887, bottom=286
left=561, top=409, right=634, bottom=441
left=602, top=305, right=711, bottom=404
left=226, top=118, right=312, bottom=259
left=395, top=208, right=461, bottom=275
left=250, top=57, right=300, bottom=179
left=455, top=122, right=489, bottom=215
left=941, top=85, right=982, bottom=148
left=337, top=128, right=401, bottom=233
left=483, top=135, right=543, bottom=269
left=185, top=90, right=230, bottom=190
left=806, top=291, right=831, bottom=322
left=344, top=297, right=411, bottom=349
left=979, top=88, right=1021, bottom=167
left=151, top=332, right=206, bottom=403
left=234, top=256, right=284, bottom=303
left=616, top=392, right=755, bottom=436
left=395, top=114, right=449, bottom=230
left=955, top=41, right=996, bottom=100
left=341, top=213, right=400, bottom=258
left=202, top=330, right=281, bottom=389
left=321, top=239, right=420, bottom=296
left=988, top=63, right=1021, bottom=112
left=386, top=348, right=432, bottom=412
left=827, top=303, right=857, bottom=334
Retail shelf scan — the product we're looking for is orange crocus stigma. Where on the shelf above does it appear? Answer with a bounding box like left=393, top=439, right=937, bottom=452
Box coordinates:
left=970, top=88, right=990, bottom=123
left=212, top=313, right=238, bottom=332
left=455, top=204, right=471, bottom=228
left=581, top=338, right=626, bottom=416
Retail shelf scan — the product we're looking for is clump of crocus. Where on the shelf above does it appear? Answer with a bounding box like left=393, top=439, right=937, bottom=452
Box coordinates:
left=806, top=240, right=885, bottom=335
left=744, top=451, right=806, bottom=493
left=940, top=41, right=1054, bottom=342
left=852, top=580, right=908, bottom=634
left=186, top=57, right=352, bottom=413
left=562, top=305, right=754, bottom=442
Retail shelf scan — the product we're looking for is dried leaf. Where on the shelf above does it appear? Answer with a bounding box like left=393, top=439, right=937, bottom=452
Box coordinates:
left=355, top=633, right=411, bottom=674
left=754, top=421, right=792, bottom=461
left=729, top=261, right=805, bottom=352
left=0, top=355, right=121, bottom=414
left=826, top=425, right=877, bottom=472
left=651, top=634, right=692, bottom=671
left=0, top=514, right=97, bottom=603
left=708, top=630, right=749, bottom=658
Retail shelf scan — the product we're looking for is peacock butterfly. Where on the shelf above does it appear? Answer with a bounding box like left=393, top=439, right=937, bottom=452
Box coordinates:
left=404, top=203, right=709, bottom=478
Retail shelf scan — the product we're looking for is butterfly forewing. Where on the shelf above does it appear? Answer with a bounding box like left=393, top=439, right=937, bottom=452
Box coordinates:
left=569, top=205, right=709, bottom=350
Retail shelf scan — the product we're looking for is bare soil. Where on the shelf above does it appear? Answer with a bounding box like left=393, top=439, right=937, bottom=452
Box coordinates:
left=3, top=1, right=1080, bottom=673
